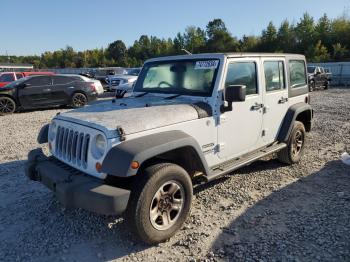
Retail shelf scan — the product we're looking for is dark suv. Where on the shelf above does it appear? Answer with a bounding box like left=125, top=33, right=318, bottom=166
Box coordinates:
left=307, top=66, right=330, bottom=91
left=0, top=75, right=97, bottom=115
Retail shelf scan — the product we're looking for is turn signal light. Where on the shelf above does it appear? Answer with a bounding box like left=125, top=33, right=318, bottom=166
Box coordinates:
left=131, top=161, right=140, bottom=169
left=95, top=162, right=102, bottom=172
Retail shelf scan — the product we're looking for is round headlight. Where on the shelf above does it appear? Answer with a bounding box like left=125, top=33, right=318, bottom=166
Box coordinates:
left=92, top=134, right=106, bottom=159
left=49, top=121, right=57, bottom=141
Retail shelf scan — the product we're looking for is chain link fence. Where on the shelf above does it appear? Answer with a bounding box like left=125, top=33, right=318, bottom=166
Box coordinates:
left=309, top=62, right=350, bottom=87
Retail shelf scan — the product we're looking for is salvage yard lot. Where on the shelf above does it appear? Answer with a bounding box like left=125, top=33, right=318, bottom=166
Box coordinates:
left=0, top=88, right=349, bottom=261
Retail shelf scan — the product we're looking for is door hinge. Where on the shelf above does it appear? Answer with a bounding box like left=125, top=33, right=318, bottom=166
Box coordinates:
left=217, top=143, right=225, bottom=152
left=219, top=115, right=226, bottom=124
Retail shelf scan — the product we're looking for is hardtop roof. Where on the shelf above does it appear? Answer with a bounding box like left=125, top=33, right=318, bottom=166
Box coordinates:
left=146, top=52, right=305, bottom=63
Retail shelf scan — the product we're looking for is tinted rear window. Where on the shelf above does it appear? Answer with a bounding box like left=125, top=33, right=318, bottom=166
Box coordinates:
left=52, top=76, right=74, bottom=85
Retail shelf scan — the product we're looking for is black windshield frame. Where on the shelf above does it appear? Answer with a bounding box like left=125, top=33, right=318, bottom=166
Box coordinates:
left=134, top=59, right=220, bottom=97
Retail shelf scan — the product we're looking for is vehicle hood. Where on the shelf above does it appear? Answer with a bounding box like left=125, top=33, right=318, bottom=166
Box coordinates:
left=0, top=84, right=16, bottom=91
left=56, top=96, right=211, bottom=138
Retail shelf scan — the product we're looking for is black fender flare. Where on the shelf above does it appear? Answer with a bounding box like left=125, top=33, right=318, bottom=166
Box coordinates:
left=277, top=103, right=313, bottom=142
left=37, top=124, right=49, bottom=144
left=101, top=130, right=210, bottom=177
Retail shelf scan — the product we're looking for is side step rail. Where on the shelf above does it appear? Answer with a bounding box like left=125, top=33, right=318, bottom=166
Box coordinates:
left=206, top=143, right=287, bottom=182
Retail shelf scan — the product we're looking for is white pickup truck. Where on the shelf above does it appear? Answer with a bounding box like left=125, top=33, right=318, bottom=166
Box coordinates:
left=26, top=53, right=313, bottom=244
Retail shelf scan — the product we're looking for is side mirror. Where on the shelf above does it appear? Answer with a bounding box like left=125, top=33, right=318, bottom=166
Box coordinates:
left=222, top=85, right=246, bottom=112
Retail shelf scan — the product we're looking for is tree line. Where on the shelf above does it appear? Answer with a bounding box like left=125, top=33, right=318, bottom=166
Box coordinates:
left=1, top=12, right=349, bottom=69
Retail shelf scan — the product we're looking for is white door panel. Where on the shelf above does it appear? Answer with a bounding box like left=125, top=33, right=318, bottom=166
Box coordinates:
left=218, top=58, right=263, bottom=160
left=261, top=59, right=289, bottom=144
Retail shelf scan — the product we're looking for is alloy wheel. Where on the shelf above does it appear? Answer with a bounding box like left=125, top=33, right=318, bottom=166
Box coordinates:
left=73, top=93, right=87, bottom=107
left=149, top=180, right=185, bottom=231
left=292, top=130, right=304, bottom=156
left=0, top=97, right=15, bottom=114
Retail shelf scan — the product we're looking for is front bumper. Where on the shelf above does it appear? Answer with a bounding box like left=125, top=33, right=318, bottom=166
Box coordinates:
left=25, top=148, right=130, bottom=215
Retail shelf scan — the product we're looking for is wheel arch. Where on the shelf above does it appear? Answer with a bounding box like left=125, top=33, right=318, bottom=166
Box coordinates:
left=277, top=102, right=313, bottom=142
left=0, top=94, right=18, bottom=105
left=101, top=131, right=210, bottom=179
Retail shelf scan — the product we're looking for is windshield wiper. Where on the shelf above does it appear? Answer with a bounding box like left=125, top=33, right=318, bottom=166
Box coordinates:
left=134, top=92, right=149, bottom=98
left=164, top=94, right=182, bottom=100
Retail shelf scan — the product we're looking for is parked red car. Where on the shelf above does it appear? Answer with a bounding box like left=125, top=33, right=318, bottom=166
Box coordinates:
left=0, top=71, right=54, bottom=88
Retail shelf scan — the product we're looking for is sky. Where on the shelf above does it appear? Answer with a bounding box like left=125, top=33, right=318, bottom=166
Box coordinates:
left=1, top=0, right=349, bottom=56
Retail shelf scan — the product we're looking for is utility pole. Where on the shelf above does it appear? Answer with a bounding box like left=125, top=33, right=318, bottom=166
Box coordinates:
left=6, top=50, right=10, bottom=63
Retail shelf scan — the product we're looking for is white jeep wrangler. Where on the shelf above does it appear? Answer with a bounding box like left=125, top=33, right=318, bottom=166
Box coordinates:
left=26, top=53, right=313, bottom=244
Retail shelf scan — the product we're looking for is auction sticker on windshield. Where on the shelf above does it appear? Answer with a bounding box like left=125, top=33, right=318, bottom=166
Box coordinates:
left=195, top=60, right=219, bottom=70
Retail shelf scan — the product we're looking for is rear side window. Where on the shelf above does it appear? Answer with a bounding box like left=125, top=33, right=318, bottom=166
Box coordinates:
left=0, top=73, right=15, bottom=82
left=52, top=76, right=73, bottom=85
left=16, top=74, right=23, bottom=80
left=225, top=62, right=258, bottom=95
left=264, top=61, right=285, bottom=91
left=289, top=60, right=307, bottom=88
left=26, top=76, right=52, bottom=86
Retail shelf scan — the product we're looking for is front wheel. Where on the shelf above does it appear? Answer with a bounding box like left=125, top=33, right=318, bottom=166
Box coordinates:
left=115, top=90, right=126, bottom=98
left=0, top=96, right=16, bottom=115
left=71, top=92, right=87, bottom=108
left=324, top=81, right=329, bottom=90
left=278, top=121, right=306, bottom=165
left=126, top=163, right=193, bottom=244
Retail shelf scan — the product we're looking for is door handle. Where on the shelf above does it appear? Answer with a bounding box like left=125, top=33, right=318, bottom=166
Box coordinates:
left=43, top=88, right=51, bottom=92
left=278, top=97, right=288, bottom=104
left=251, top=102, right=264, bottom=110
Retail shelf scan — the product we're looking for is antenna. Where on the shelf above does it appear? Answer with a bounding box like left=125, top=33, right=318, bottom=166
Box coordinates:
left=181, top=48, right=192, bottom=55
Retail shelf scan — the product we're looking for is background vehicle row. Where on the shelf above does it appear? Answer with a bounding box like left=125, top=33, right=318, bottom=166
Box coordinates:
left=0, top=75, right=97, bottom=115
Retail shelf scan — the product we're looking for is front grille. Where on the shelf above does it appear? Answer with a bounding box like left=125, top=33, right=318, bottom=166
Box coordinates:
left=55, top=126, right=90, bottom=168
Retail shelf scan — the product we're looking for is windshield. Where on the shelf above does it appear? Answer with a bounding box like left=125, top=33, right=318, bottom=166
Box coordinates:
left=134, top=59, right=219, bottom=96
left=0, top=73, right=15, bottom=82
left=126, top=68, right=141, bottom=76
left=307, top=66, right=316, bottom=74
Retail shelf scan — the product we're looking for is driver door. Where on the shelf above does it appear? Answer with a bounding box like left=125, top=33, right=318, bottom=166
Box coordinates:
left=18, top=76, right=53, bottom=108
left=218, top=58, right=264, bottom=160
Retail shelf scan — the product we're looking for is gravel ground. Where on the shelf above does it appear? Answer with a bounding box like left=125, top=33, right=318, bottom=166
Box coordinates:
left=0, top=88, right=349, bottom=262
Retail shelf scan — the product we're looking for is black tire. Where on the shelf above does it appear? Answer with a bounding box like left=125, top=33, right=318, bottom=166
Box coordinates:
left=71, top=92, right=87, bottom=108
left=115, top=90, right=126, bottom=99
left=278, top=121, right=306, bottom=165
left=0, top=96, right=16, bottom=115
left=125, top=163, right=193, bottom=244
left=309, top=81, right=315, bottom=92
left=324, top=81, right=329, bottom=90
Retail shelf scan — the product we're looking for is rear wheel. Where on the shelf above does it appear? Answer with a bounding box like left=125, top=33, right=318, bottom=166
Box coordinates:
left=278, top=121, right=306, bottom=164
left=309, top=81, right=315, bottom=92
left=0, top=96, right=16, bottom=115
left=71, top=92, right=87, bottom=108
left=126, top=163, right=193, bottom=244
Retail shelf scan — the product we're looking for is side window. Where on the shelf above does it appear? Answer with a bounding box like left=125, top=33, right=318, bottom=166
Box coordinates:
left=289, top=60, right=307, bottom=88
left=16, top=74, right=23, bottom=80
left=225, top=62, right=258, bottom=95
left=26, top=76, right=52, bottom=86
left=264, top=61, right=285, bottom=92
left=53, top=76, right=73, bottom=85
